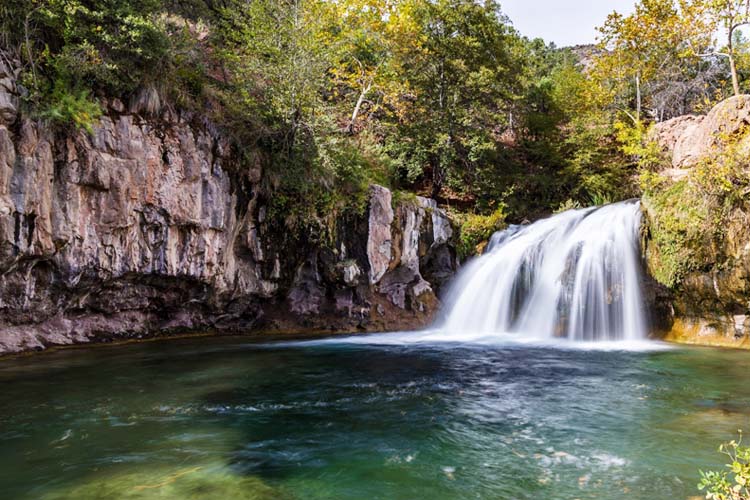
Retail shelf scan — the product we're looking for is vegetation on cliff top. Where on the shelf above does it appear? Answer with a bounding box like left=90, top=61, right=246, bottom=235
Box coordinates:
left=641, top=122, right=750, bottom=289
left=3, top=0, right=750, bottom=240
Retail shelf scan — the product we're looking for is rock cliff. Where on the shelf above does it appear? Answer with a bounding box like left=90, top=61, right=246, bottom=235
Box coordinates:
left=0, top=59, right=458, bottom=355
left=645, top=95, right=750, bottom=347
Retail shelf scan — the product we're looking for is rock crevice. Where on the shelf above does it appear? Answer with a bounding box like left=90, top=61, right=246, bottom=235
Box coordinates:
left=0, top=70, right=458, bottom=354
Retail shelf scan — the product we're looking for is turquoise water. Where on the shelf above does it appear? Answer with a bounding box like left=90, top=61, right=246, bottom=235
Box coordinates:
left=1, top=336, right=748, bottom=499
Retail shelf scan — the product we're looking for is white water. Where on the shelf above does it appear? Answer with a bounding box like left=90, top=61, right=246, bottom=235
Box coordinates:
left=289, top=201, right=654, bottom=350
left=437, top=200, right=647, bottom=342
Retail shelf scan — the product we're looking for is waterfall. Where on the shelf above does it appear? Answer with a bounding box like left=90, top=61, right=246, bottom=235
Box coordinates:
left=438, top=201, right=647, bottom=342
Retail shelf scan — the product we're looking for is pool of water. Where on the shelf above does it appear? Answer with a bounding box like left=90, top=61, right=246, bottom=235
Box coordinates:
left=1, top=335, right=748, bottom=499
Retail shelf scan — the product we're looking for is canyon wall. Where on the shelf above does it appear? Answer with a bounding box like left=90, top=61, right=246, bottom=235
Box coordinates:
left=645, top=95, right=750, bottom=347
left=0, top=59, right=458, bottom=355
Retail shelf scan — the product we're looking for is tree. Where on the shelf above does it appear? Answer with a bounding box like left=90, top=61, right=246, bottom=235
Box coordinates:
left=214, top=0, right=332, bottom=148
left=596, top=0, right=717, bottom=122
left=388, top=0, right=523, bottom=199
left=322, top=0, right=404, bottom=134
left=705, top=0, right=750, bottom=96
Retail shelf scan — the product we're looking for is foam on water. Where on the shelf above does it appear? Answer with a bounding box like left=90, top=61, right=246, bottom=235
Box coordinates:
left=299, top=200, right=657, bottom=349
left=436, top=200, right=647, bottom=342
left=298, top=329, right=669, bottom=352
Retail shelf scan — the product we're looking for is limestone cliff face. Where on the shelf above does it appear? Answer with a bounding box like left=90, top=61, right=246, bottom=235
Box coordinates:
left=0, top=60, right=458, bottom=354
left=645, top=95, right=750, bottom=347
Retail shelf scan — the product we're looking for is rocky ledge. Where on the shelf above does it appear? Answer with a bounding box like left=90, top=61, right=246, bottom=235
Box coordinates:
left=0, top=59, right=459, bottom=355
left=645, top=95, right=750, bottom=347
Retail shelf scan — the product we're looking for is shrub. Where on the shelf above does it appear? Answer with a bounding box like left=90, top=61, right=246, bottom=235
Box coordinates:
left=452, top=206, right=507, bottom=260
left=698, top=432, right=750, bottom=500
left=38, top=81, right=102, bottom=133
left=641, top=180, right=712, bottom=288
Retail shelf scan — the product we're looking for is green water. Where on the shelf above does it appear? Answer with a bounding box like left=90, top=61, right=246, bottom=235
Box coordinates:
left=0, top=336, right=748, bottom=499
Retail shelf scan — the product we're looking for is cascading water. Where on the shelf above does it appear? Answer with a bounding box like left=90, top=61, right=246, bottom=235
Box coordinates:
left=437, top=200, right=647, bottom=342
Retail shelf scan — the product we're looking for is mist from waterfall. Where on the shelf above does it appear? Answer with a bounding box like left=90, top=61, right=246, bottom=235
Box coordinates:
left=298, top=200, right=653, bottom=348
left=437, top=200, right=647, bottom=342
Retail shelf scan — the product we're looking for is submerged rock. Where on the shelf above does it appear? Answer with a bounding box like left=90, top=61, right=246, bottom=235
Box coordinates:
left=40, top=465, right=289, bottom=500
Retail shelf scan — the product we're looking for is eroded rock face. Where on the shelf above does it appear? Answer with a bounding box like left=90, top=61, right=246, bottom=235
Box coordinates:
left=0, top=94, right=458, bottom=354
left=367, top=185, right=393, bottom=284
left=642, top=95, right=750, bottom=347
left=651, top=95, right=750, bottom=169
left=649, top=114, right=702, bottom=160
left=0, top=57, right=18, bottom=127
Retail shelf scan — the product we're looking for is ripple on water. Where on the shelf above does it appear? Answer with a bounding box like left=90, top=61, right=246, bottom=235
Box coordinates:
left=0, top=338, right=745, bottom=500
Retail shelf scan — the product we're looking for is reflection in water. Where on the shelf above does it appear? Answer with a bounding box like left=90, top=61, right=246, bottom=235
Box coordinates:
left=0, top=338, right=748, bottom=499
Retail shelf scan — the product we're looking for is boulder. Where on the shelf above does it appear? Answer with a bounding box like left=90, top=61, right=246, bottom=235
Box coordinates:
left=366, top=185, right=394, bottom=284
left=649, top=115, right=702, bottom=158
left=673, top=95, right=750, bottom=168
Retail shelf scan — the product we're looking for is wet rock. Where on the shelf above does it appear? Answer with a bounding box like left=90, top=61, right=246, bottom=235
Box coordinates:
left=0, top=59, right=459, bottom=354
left=288, top=256, right=325, bottom=316
left=366, top=185, right=393, bottom=284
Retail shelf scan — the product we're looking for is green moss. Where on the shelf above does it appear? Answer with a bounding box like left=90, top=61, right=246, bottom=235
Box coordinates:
left=642, top=180, right=712, bottom=288
left=641, top=126, right=750, bottom=289
left=391, top=190, right=420, bottom=209
left=41, top=464, right=290, bottom=500
left=451, top=206, right=507, bottom=260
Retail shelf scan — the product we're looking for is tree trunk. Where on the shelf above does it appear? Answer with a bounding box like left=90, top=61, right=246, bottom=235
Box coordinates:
left=729, top=27, right=741, bottom=97
left=730, top=54, right=741, bottom=97
left=430, top=162, right=443, bottom=200
left=635, top=73, right=641, bottom=121
left=346, top=81, right=371, bottom=134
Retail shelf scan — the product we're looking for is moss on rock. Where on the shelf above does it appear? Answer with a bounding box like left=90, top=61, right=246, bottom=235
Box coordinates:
left=41, top=465, right=290, bottom=500
left=451, top=207, right=507, bottom=260
left=641, top=179, right=713, bottom=288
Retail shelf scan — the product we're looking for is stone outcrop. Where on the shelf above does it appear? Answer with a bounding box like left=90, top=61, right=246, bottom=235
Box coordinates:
left=649, top=114, right=702, bottom=160
left=649, top=206, right=750, bottom=347
left=0, top=68, right=458, bottom=355
left=651, top=95, right=750, bottom=169
left=0, top=60, right=18, bottom=127
left=366, top=185, right=394, bottom=284
left=643, top=95, right=750, bottom=347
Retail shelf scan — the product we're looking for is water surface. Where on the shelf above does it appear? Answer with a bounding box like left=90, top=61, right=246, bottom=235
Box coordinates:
left=0, top=336, right=747, bottom=499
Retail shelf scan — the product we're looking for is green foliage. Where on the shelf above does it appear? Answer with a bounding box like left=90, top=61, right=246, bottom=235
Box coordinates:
left=562, top=110, right=636, bottom=206
left=452, top=206, right=507, bottom=260
left=641, top=124, right=750, bottom=289
left=642, top=180, right=712, bottom=287
left=17, top=0, right=174, bottom=94
left=595, top=0, right=723, bottom=121
left=699, top=432, right=750, bottom=500
left=691, top=130, right=750, bottom=202
left=3, top=0, right=207, bottom=132
left=392, top=190, right=420, bottom=208
left=554, top=198, right=583, bottom=213
left=37, top=81, right=102, bottom=133
left=385, top=0, right=523, bottom=199
left=6, top=0, right=727, bottom=235
left=615, top=120, right=665, bottom=171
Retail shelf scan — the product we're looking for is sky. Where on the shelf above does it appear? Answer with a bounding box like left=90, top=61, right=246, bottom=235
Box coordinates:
left=501, top=0, right=637, bottom=47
